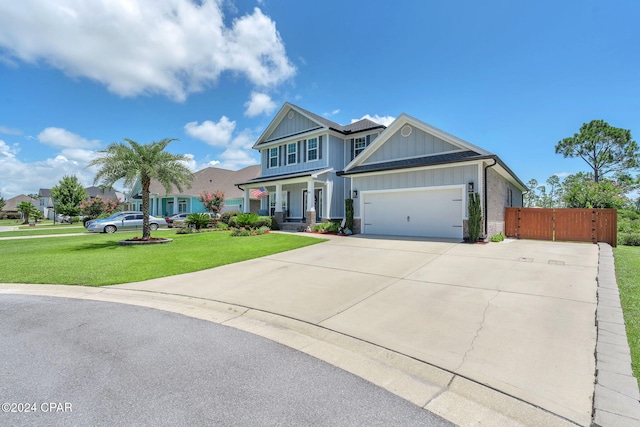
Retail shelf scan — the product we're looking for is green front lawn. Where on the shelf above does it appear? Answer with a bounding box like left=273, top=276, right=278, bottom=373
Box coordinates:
left=614, top=245, right=640, bottom=387
left=0, top=232, right=323, bottom=286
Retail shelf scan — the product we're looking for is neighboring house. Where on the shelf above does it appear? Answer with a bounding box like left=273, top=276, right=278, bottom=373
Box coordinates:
left=129, top=165, right=261, bottom=216
left=1, top=194, right=38, bottom=220
left=237, top=102, right=526, bottom=239
left=85, top=186, right=125, bottom=204
left=37, top=188, right=55, bottom=220
left=38, top=186, right=124, bottom=219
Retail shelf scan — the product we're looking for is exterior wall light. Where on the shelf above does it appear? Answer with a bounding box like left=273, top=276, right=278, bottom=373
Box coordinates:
left=352, top=190, right=358, bottom=198
left=468, top=182, right=474, bottom=193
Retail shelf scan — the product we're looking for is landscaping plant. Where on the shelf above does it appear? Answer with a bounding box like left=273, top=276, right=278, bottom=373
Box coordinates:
left=345, top=198, right=354, bottom=232
left=468, top=192, right=482, bottom=242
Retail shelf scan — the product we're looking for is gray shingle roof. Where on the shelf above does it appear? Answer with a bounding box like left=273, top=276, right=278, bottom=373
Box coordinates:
left=338, top=151, right=483, bottom=175
left=237, top=168, right=332, bottom=185
left=291, top=104, right=386, bottom=135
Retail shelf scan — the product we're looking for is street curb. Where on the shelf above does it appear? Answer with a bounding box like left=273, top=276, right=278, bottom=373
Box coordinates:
left=592, top=243, right=640, bottom=427
left=1, top=283, right=577, bottom=427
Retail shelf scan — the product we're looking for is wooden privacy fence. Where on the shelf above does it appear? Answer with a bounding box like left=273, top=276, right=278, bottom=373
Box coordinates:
left=505, top=208, right=617, bottom=247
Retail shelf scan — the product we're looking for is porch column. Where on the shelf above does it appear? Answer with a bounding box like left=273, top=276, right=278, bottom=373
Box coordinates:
left=275, top=184, right=282, bottom=213
left=274, top=183, right=283, bottom=224
left=243, top=188, right=250, bottom=213
left=173, top=196, right=178, bottom=214
left=306, top=180, right=316, bottom=227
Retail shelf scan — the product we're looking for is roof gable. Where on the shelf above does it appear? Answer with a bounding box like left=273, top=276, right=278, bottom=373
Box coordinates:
left=254, top=103, right=386, bottom=148
left=344, top=113, right=491, bottom=171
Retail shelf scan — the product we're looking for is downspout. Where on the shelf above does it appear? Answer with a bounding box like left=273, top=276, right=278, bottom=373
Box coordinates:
left=484, top=158, right=498, bottom=239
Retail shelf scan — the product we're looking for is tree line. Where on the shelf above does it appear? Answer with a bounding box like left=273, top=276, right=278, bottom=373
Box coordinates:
left=525, top=120, right=639, bottom=211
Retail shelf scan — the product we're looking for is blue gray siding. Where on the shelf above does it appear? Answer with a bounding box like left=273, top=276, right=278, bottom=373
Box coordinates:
left=260, top=135, right=328, bottom=177
left=363, top=127, right=459, bottom=165
left=266, top=109, right=322, bottom=141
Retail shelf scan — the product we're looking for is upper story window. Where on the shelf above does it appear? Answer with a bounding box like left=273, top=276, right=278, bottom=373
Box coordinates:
left=287, top=142, right=297, bottom=165
left=269, top=147, right=279, bottom=168
left=354, top=137, right=367, bottom=157
left=307, top=138, right=318, bottom=161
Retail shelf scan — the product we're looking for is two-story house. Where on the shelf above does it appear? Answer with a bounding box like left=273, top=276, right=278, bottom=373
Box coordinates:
left=238, top=103, right=526, bottom=240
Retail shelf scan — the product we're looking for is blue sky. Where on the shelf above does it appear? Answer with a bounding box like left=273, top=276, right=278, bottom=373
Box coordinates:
left=1, top=0, right=639, bottom=199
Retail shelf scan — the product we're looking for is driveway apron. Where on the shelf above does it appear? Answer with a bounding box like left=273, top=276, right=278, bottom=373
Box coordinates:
left=112, top=235, right=598, bottom=425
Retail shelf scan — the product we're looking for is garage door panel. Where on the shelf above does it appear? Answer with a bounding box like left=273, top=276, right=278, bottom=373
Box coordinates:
left=363, top=188, right=463, bottom=239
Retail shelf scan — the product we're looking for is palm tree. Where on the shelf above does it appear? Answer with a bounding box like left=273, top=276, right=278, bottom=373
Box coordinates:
left=17, top=201, right=36, bottom=224
left=87, top=138, right=194, bottom=240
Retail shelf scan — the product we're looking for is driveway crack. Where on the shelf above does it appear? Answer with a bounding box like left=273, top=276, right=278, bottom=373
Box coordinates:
left=454, top=291, right=499, bottom=371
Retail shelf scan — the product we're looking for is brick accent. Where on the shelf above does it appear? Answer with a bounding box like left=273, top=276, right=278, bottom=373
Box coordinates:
left=352, top=218, right=361, bottom=234
left=274, top=211, right=284, bottom=225
left=305, top=211, right=316, bottom=228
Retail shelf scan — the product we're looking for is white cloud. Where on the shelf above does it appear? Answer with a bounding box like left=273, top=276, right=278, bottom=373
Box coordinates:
left=352, top=114, right=396, bottom=127
left=37, top=127, right=100, bottom=149
left=244, top=92, right=276, bottom=117
left=0, top=1, right=296, bottom=102
left=0, top=140, right=19, bottom=159
left=184, top=116, right=236, bottom=147
left=0, top=125, right=22, bottom=135
left=0, top=143, right=97, bottom=199
left=323, top=109, right=340, bottom=117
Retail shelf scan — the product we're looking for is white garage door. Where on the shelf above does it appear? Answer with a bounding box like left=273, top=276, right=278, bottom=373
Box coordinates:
left=362, top=187, right=464, bottom=239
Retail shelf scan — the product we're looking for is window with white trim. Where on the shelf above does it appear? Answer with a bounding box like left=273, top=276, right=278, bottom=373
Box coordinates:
left=354, top=137, right=367, bottom=157
left=307, top=138, right=318, bottom=161
left=269, top=147, right=279, bottom=168
left=287, top=142, right=297, bottom=165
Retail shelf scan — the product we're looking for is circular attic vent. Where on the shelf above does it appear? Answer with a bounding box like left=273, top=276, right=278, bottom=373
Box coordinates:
left=288, top=111, right=294, bottom=119
left=400, top=125, right=413, bottom=137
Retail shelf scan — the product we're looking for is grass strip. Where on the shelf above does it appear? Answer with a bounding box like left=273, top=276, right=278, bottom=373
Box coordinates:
left=0, top=231, right=323, bottom=286
left=613, top=245, right=640, bottom=387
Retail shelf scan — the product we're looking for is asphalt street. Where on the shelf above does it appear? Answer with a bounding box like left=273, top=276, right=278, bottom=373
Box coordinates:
left=0, top=294, right=452, bottom=427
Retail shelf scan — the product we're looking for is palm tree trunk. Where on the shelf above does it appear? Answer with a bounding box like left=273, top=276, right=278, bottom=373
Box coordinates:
left=141, top=175, right=151, bottom=239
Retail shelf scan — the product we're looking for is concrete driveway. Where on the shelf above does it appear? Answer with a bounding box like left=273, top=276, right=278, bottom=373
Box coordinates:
left=1, top=234, right=599, bottom=425
left=105, top=234, right=598, bottom=426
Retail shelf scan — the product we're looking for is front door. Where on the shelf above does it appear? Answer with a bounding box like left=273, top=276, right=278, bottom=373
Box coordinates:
left=302, top=189, right=322, bottom=221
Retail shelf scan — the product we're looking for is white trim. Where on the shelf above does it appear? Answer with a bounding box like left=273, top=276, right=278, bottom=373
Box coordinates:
left=286, top=142, right=298, bottom=165
left=268, top=146, right=279, bottom=169
left=344, top=113, right=491, bottom=172
left=360, top=184, right=466, bottom=235
left=307, top=137, right=319, bottom=162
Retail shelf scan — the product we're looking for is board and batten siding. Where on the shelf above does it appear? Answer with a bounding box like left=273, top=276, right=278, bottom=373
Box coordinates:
left=352, top=164, right=477, bottom=217
left=363, top=126, right=460, bottom=165
left=266, top=109, right=322, bottom=141
left=260, top=135, right=328, bottom=177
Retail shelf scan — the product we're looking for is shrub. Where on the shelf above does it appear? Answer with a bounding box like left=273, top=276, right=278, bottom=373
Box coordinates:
left=185, top=212, right=212, bottom=231
left=256, top=226, right=270, bottom=235
left=345, top=198, right=354, bottom=231
left=618, top=232, right=640, bottom=246
left=255, top=216, right=272, bottom=229
left=234, top=213, right=259, bottom=228
left=215, top=222, right=229, bottom=230
left=221, top=210, right=242, bottom=224
left=491, top=233, right=505, bottom=242
left=468, top=192, right=482, bottom=242
left=270, top=216, right=279, bottom=230
left=312, top=221, right=340, bottom=233
left=230, top=227, right=252, bottom=237
left=176, top=226, right=194, bottom=234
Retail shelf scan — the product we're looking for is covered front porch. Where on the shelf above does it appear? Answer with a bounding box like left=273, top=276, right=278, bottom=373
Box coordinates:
left=241, top=169, right=333, bottom=229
